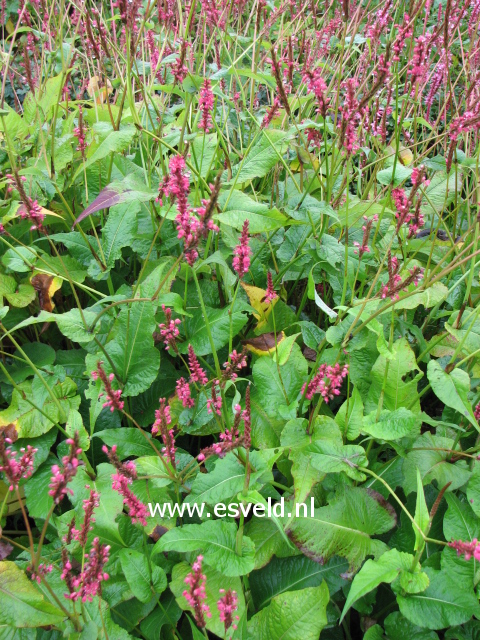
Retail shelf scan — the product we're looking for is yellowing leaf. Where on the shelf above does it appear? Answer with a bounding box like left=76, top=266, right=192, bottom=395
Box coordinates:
left=87, top=76, right=113, bottom=105
left=241, top=282, right=278, bottom=329
left=30, top=273, right=62, bottom=312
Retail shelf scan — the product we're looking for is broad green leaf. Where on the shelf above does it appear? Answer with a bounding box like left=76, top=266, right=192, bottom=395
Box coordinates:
left=0, top=562, right=65, bottom=627
left=305, top=441, right=367, bottom=481
left=377, top=164, right=412, bottom=186
left=397, top=568, right=480, bottom=630
left=249, top=555, right=348, bottom=609
left=244, top=518, right=295, bottom=570
left=139, top=591, right=182, bottom=640
left=155, top=520, right=255, bottom=576
left=101, top=201, right=141, bottom=268
left=69, top=463, right=124, bottom=538
left=94, top=428, right=156, bottom=458
left=190, top=133, right=218, bottom=177
left=286, top=487, right=396, bottom=571
left=179, top=304, right=248, bottom=356
left=335, top=386, right=364, bottom=440
left=73, top=126, right=136, bottom=180
left=403, top=433, right=471, bottom=494
left=0, top=275, right=35, bottom=308
left=119, top=549, right=166, bottom=604
left=366, top=338, right=423, bottom=414
left=247, top=583, right=329, bottom=640
left=290, top=451, right=323, bottom=505
left=101, top=300, right=160, bottom=396
left=225, top=129, right=289, bottom=183
left=384, top=612, right=440, bottom=640
left=445, top=308, right=480, bottom=357
left=0, top=378, right=80, bottom=437
left=54, top=309, right=98, bottom=343
left=217, top=190, right=288, bottom=233
left=392, top=282, right=448, bottom=310
left=362, top=408, right=420, bottom=441
left=427, top=360, right=477, bottom=429
left=185, top=451, right=271, bottom=506
left=251, top=343, right=308, bottom=448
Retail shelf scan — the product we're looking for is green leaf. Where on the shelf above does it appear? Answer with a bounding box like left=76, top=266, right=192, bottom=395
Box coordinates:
left=335, top=386, right=364, bottom=440
left=190, top=133, right=218, bottom=178
left=427, top=360, right=477, bottom=429
left=225, top=129, right=289, bottom=183
left=341, top=549, right=414, bottom=621
left=249, top=555, right=348, bottom=609
left=403, top=433, right=471, bottom=494
left=155, top=520, right=255, bottom=576
left=366, top=338, right=423, bottom=414
left=139, top=591, right=182, bottom=640
left=185, top=451, right=270, bottom=506
left=384, top=612, right=440, bottom=640
left=119, top=549, right=166, bottom=603
left=247, top=583, right=329, bottom=640
left=362, top=408, right=420, bottom=441
left=53, top=309, right=98, bottom=344
left=286, top=487, right=396, bottom=571
left=73, top=126, right=136, bottom=180
left=0, top=275, right=35, bottom=308
left=397, top=568, right=480, bottom=630
left=101, top=201, right=141, bottom=268
left=377, top=164, right=412, bottom=186
left=251, top=343, right=308, bottom=448
left=305, top=441, right=367, bottom=481
left=0, top=562, right=65, bottom=627
left=217, top=190, right=288, bottom=233
left=0, top=378, right=80, bottom=437
left=94, top=428, right=155, bottom=458
left=101, top=300, right=160, bottom=396
left=179, top=304, right=248, bottom=356
left=414, top=469, right=430, bottom=552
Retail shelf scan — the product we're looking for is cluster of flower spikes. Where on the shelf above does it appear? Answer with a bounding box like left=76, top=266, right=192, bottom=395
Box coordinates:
left=103, top=445, right=148, bottom=526
left=152, top=398, right=176, bottom=467
left=380, top=251, right=424, bottom=300
left=62, top=536, right=110, bottom=602
left=353, top=215, right=378, bottom=257
left=0, top=433, right=37, bottom=491
left=392, top=165, right=429, bottom=237
left=183, top=555, right=240, bottom=633
left=157, top=155, right=220, bottom=265
left=91, top=361, right=124, bottom=412
left=49, top=433, right=82, bottom=504
left=302, top=363, right=349, bottom=402
left=198, top=386, right=251, bottom=462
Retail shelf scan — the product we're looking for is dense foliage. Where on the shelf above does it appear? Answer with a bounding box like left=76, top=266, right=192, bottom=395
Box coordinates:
left=1, top=0, right=480, bottom=637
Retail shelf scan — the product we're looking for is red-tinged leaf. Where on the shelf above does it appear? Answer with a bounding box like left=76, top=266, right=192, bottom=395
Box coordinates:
left=73, top=179, right=157, bottom=226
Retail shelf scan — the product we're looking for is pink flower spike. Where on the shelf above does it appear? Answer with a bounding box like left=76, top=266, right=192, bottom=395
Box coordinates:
left=91, top=361, right=124, bottom=413
left=48, top=433, right=82, bottom=504
left=0, top=436, right=37, bottom=491
left=188, top=345, right=208, bottom=385
left=152, top=398, right=176, bottom=467
left=233, top=220, right=252, bottom=279
left=264, top=271, right=278, bottom=305
left=176, top=377, right=195, bottom=408
left=217, top=589, right=240, bottom=634
left=183, top=555, right=211, bottom=628
left=198, top=78, right=215, bottom=133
